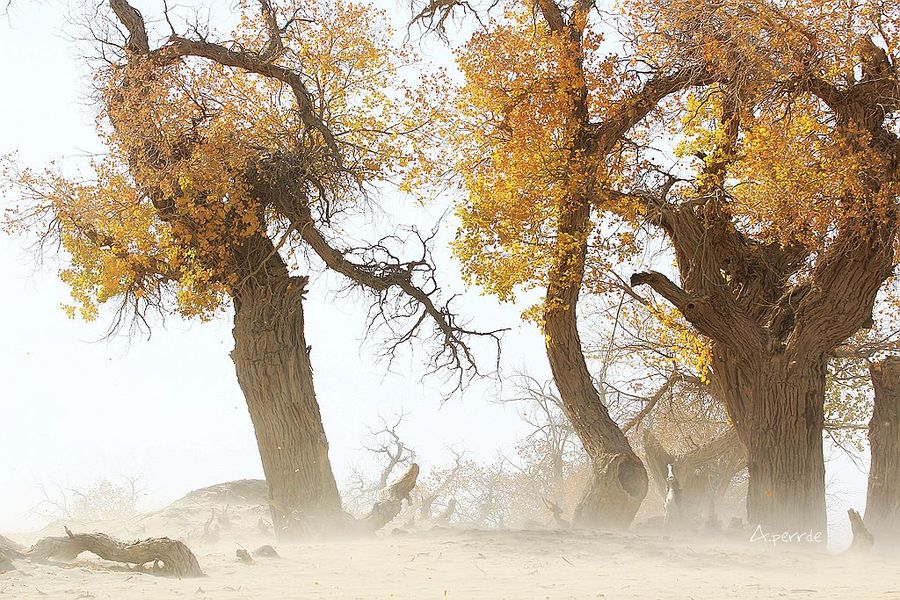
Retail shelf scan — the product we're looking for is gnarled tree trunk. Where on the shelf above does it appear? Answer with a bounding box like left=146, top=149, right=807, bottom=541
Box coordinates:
left=545, top=293, right=648, bottom=528
left=231, top=274, right=342, bottom=537
left=714, top=354, right=827, bottom=539
left=865, top=357, right=900, bottom=542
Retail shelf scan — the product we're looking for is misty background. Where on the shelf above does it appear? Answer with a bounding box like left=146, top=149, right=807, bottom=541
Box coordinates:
left=0, top=1, right=868, bottom=546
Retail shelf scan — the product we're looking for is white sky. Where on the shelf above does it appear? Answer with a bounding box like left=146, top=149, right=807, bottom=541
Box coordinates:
left=0, top=0, right=870, bottom=546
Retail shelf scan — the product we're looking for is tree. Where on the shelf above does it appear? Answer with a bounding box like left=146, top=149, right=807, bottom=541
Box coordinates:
left=420, top=0, right=899, bottom=536
left=621, top=0, right=899, bottom=538
left=4, top=0, right=496, bottom=538
left=416, top=0, right=715, bottom=528
left=866, top=357, right=900, bottom=542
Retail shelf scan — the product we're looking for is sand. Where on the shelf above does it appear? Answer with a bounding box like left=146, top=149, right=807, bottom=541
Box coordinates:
left=2, top=526, right=898, bottom=599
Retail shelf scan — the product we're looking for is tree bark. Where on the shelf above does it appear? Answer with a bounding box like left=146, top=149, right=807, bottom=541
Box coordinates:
left=714, top=353, right=827, bottom=540
left=545, top=299, right=648, bottom=528
left=231, top=275, right=342, bottom=538
left=16, top=528, right=203, bottom=578
left=865, top=357, right=900, bottom=541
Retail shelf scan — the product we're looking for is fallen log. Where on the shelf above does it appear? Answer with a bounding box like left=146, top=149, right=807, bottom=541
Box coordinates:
left=24, top=527, right=203, bottom=578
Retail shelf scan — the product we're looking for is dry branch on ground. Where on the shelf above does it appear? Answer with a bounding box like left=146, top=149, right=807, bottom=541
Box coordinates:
left=1, top=527, right=203, bottom=578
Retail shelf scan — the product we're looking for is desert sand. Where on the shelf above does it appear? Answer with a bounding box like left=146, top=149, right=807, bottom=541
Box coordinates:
left=3, top=525, right=898, bottom=599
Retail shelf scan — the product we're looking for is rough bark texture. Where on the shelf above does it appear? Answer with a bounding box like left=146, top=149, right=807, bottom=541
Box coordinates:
left=358, top=463, right=420, bottom=532
left=644, top=428, right=746, bottom=527
left=13, top=528, right=202, bottom=578
left=714, top=355, right=828, bottom=537
left=865, top=357, right=900, bottom=541
left=231, top=275, right=342, bottom=538
left=545, top=292, right=648, bottom=528
left=629, top=43, right=899, bottom=538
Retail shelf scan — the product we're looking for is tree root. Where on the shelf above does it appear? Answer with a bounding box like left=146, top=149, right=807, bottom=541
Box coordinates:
left=1, top=527, right=203, bottom=578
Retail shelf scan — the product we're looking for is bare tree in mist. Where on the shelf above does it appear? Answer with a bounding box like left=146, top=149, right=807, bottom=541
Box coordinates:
left=33, top=476, right=145, bottom=523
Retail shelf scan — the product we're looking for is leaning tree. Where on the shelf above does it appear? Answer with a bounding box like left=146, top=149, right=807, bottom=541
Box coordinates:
left=621, top=0, right=900, bottom=537
left=415, top=0, right=721, bottom=528
left=4, top=0, right=496, bottom=538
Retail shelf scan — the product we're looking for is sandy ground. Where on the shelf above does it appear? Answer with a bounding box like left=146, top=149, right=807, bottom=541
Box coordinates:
left=2, top=527, right=899, bottom=599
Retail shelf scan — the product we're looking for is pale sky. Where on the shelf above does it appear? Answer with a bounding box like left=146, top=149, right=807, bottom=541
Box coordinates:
left=0, top=0, right=870, bottom=546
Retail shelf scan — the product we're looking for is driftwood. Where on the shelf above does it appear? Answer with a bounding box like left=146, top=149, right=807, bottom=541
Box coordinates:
left=848, top=509, right=874, bottom=552
left=358, top=463, right=420, bottom=532
left=663, top=464, right=683, bottom=529
left=2, top=527, right=203, bottom=578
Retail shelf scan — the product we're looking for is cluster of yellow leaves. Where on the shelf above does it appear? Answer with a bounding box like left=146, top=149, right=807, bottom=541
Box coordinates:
left=449, top=0, right=899, bottom=378
left=630, top=301, right=713, bottom=381
left=450, top=2, right=628, bottom=306
left=7, top=0, right=447, bottom=324
left=677, top=87, right=895, bottom=250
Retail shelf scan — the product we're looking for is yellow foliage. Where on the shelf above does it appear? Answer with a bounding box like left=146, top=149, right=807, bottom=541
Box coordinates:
left=4, top=0, right=446, bottom=324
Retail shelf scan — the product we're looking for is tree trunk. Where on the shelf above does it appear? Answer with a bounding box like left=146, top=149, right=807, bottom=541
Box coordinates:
left=545, top=305, right=648, bottom=528
left=714, top=353, right=827, bottom=541
left=643, top=428, right=746, bottom=528
left=231, top=275, right=342, bottom=538
left=865, top=357, right=900, bottom=542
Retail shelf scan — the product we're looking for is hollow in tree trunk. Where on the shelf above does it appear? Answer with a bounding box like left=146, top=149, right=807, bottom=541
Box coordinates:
left=231, top=275, right=342, bottom=537
left=714, top=353, right=827, bottom=540
left=866, top=357, right=900, bottom=542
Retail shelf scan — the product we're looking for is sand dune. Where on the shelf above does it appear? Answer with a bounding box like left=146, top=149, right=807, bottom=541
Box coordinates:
left=2, top=525, right=898, bottom=599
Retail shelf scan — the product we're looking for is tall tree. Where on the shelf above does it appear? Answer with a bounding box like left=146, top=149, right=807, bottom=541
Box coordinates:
left=4, top=0, right=495, bottom=538
left=623, top=0, right=900, bottom=537
left=415, top=0, right=716, bottom=528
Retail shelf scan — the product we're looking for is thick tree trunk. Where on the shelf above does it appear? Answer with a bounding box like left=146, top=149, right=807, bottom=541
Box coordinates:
left=545, top=304, right=648, bottom=528
left=231, top=276, right=342, bottom=538
left=865, top=357, right=900, bottom=541
left=714, top=354, right=827, bottom=541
